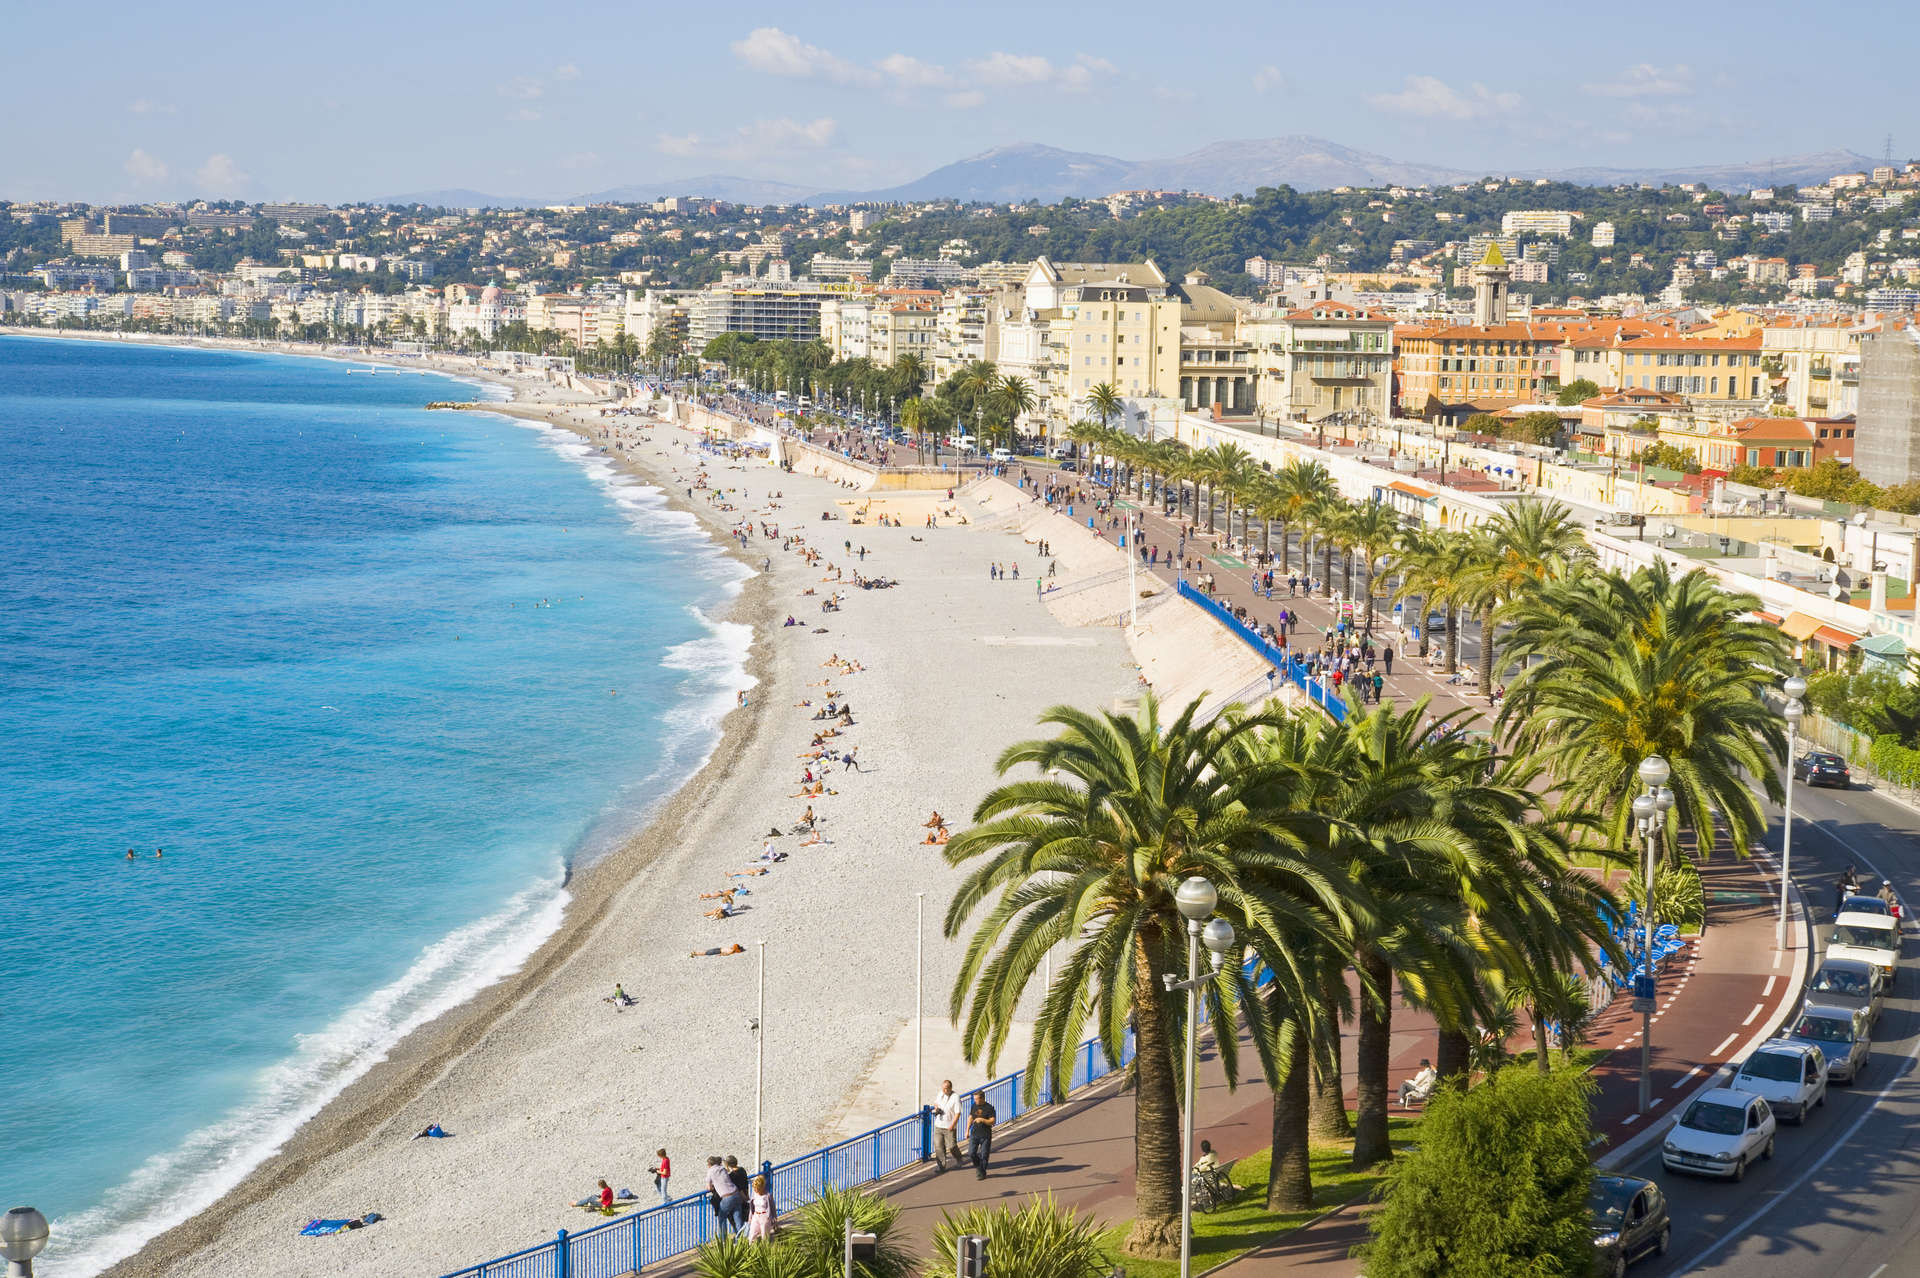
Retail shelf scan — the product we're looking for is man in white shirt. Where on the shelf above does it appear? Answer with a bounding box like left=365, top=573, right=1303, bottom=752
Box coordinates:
left=1398, top=1059, right=1438, bottom=1107
left=931, top=1079, right=963, bottom=1172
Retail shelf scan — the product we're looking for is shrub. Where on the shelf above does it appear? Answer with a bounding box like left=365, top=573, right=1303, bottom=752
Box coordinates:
left=930, top=1195, right=1116, bottom=1278
left=1626, top=857, right=1705, bottom=932
left=1356, top=1066, right=1595, bottom=1278
left=780, top=1185, right=916, bottom=1278
left=1871, top=734, right=1920, bottom=788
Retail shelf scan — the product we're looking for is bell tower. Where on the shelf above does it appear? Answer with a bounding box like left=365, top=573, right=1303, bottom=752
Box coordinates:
left=1472, top=243, right=1510, bottom=326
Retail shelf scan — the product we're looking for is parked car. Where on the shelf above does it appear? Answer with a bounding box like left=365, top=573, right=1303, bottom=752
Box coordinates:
left=1589, top=1174, right=1670, bottom=1276
left=1787, top=1003, right=1871, bottom=1082
left=1733, top=1039, right=1828, bottom=1123
left=1827, top=911, right=1901, bottom=986
left=1807, top=956, right=1885, bottom=1026
left=1841, top=894, right=1891, bottom=917
left=1794, top=751, right=1852, bottom=787
left=989, top=447, right=1014, bottom=463
left=1426, top=611, right=1449, bottom=633
left=1662, top=1088, right=1776, bottom=1181
left=1058, top=460, right=1078, bottom=472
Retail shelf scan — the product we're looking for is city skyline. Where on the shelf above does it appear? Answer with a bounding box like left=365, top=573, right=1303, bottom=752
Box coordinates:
left=5, top=0, right=1914, bottom=205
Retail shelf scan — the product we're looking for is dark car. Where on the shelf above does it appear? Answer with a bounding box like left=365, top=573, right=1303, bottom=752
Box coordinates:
left=1057, top=460, right=1077, bottom=472
left=1590, top=1174, right=1670, bottom=1276
left=1794, top=751, right=1851, bottom=787
left=1807, top=956, right=1885, bottom=1026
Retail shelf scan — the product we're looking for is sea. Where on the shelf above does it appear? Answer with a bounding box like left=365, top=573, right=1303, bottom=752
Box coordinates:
left=0, top=335, right=749, bottom=1274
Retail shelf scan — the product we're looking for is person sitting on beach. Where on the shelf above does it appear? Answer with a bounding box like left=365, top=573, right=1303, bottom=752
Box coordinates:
left=798, top=805, right=815, bottom=829
left=604, top=984, right=636, bottom=1010
left=924, top=824, right=951, bottom=845
left=923, top=811, right=945, bottom=829
left=411, top=1123, right=449, bottom=1139
left=704, top=903, right=738, bottom=920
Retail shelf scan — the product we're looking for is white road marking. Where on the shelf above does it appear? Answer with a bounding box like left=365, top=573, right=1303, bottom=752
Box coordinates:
left=1711, top=1032, right=1740, bottom=1056
left=1622, top=1113, right=1640, bottom=1125
left=1868, top=1264, right=1886, bottom=1278
left=1763, top=976, right=1777, bottom=996
left=1741, top=1003, right=1764, bottom=1026
left=1773, top=949, right=1783, bottom=969
left=1672, top=1065, right=1703, bottom=1090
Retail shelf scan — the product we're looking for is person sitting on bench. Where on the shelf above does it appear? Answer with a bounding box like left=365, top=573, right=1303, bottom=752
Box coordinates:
left=1398, top=1059, right=1438, bottom=1107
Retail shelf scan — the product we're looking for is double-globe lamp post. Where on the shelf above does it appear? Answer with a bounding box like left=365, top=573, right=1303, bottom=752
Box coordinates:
left=1162, top=876, right=1237, bottom=1278
left=1632, top=755, right=1675, bottom=1114
left=1777, top=676, right=1808, bottom=949
left=2, top=1206, right=51, bottom=1278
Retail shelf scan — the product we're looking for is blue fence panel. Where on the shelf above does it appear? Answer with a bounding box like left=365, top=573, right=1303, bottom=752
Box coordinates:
left=1175, top=581, right=1348, bottom=723
left=443, top=1029, right=1137, bottom=1278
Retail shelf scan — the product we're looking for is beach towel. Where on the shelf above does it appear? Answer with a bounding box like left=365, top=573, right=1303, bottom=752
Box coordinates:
left=300, top=1219, right=353, bottom=1237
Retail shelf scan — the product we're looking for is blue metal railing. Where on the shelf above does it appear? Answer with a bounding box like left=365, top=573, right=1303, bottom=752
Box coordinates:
left=1176, top=580, right=1349, bottom=723
left=439, top=1027, right=1136, bottom=1278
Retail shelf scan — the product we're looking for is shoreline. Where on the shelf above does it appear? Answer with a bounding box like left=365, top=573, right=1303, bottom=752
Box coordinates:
left=56, top=337, right=766, bottom=1275
left=75, top=336, right=1141, bottom=1278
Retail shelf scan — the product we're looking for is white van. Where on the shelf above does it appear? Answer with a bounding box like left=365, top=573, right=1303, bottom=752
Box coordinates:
left=1828, top=911, right=1900, bottom=986
left=990, top=447, right=1014, bottom=463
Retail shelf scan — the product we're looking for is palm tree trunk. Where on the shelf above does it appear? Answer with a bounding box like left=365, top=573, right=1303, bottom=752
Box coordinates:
left=1444, top=609, right=1460, bottom=675
left=1478, top=605, right=1496, bottom=696
left=1351, top=949, right=1394, bottom=1170
left=1267, top=1020, right=1314, bottom=1211
left=1308, top=988, right=1351, bottom=1140
left=1531, top=1006, right=1553, bottom=1075
left=1435, top=1025, right=1472, bottom=1089
left=1321, top=540, right=1334, bottom=597
left=1416, top=598, right=1432, bottom=658
left=1123, top=937, right=1183, bottom=1258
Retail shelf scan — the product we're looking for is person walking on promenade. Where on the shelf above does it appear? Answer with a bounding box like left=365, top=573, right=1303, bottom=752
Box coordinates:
left=1382, top=643, right=1394, bottom=676
left=967, top=1089, right=997, bottom=1179
left=725, top=1156, right=752, bottom=1232
left=707, top=1156, right=744, bottom=1234
left=747, top=1174, right=777, bottom=1241
left=653, top=1149, right=672, bottom=1204
left=932, top=1079, right=963, bottom=1171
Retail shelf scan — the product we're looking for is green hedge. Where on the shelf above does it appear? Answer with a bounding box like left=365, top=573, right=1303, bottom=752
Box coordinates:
left=1870, top=734, right=1920, bottom=788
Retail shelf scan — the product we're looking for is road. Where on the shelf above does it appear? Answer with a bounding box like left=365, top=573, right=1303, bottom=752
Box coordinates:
left=1618, top=777, right=1920, bottom=1278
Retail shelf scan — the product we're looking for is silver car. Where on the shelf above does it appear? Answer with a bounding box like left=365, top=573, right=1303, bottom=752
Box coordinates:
left=1787, top=1002, right=1871, bottom=1083
left=1733, top=1040, right=1828, bottom=1123
left=1807, top=957, right=1884, bottom=1027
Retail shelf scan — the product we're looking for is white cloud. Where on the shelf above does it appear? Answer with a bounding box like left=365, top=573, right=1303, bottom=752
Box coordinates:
left=124, top=148, right=169, bottom=182
left=655, top=132, right=703, bottom=158
left=737, top=116, right=838, bottom=151
left=507, top=107, right=542, bottom=122
left=1153, top=85, right=1197, bottom=104
left=731, top=27, right=871, bottom=85
left=730, top=29, right=1117, bottom=100
left=970, top=51, right=1055, bottom=87
left=1252, top=65, right=1286, bottom=95
left=876, top=53, right=956, bottom=90
left=500, top=77, right=544, bottom=101
left=195, top=153, right=248, bottom=192
left=127, top=98, right=175, bottom=116
left=1581, top=63, right=1693, bottom=98
left=1366, top=75, right=1523, bottom=122
left=560, top=151, right=600, bottom=170
left=553, top=62, right=582, bottom=81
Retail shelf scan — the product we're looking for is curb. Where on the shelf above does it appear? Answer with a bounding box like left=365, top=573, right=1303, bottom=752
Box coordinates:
left=1597, top=869, right=1814, bottom=1170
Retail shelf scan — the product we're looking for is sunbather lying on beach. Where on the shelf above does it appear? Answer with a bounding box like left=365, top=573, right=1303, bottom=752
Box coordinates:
left=730, top=867, right=770, bottom=877
left=698, top=889, right=738, bottom=902
left=924, top=826, right=951, bottom=845
left=704, top=904, right=739, bottom=920
left=798, top=831, right=833, bottom=847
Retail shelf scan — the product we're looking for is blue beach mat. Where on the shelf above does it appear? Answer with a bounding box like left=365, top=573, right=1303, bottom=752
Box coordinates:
left=300, top=1219, right=353, bottom=1236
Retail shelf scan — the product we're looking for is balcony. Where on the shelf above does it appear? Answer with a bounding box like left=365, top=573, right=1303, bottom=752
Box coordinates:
left=1809, top=365, right=1831, bottom=381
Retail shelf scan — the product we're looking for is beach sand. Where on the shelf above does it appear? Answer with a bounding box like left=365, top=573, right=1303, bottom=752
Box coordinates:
left=104, top=386, right=1145, bottom=1278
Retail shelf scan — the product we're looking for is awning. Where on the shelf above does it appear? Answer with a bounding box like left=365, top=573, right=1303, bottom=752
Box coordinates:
left=1859, top=632, right=1907, bottom=658
left=1812, top=625, right=1864, bottom=650
left=1779, top=612, right=1823, bottom=642
left=1387, top=481, right=1434, bottom=498
left=1753, top=610, right=1783, bottom=625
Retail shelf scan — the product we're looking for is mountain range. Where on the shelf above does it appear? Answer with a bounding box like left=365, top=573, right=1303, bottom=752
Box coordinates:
left=372, top=137, right=1878, bottom=209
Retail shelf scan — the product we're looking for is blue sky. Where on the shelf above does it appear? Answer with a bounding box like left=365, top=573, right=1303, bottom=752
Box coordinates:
left=4, top=0, right=1909, bottom=203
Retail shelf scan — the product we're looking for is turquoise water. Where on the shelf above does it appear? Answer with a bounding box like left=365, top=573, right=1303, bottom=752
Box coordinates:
left=0, top=337, right=746, bottom=1273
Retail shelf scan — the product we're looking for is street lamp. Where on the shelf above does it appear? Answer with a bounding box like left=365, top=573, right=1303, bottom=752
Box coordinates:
left=1632, top=754, right=1672, bottom=1112
left=1, top=1207, right=50, bottom=1278
left=750, top=939, right=767, bottom=1169
left=1163, top=876, right=1235, bottom=1278
left=1778, top=676, right=1807, bottom=948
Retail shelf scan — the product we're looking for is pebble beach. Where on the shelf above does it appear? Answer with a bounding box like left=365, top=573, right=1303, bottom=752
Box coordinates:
left=103, top=366, right=1167, bottom=1278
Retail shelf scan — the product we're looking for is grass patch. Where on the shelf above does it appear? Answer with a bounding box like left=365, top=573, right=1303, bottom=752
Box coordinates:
left=1507, top=1045, right=1610, bottom=1075
left=1103, top=1115, right=1422, bottom=1278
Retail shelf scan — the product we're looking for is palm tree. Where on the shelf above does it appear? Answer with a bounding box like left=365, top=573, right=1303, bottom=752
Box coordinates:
left=1211, top=443, right=1263, bottom=552
left=899, top=397, right=931, bottom=463
left=1087, top=381, right=1123, bottom=429
left=1471, top=499, right=1592, bottom=693
left=1266, top=461, right=1336, bottom=575
left=1343, top=502, right=1404, bottom=637
left=1497, top=560, right=1792, bottom=861
left=1392, top=530, right=1476, bottom=673
left=993, top=374, right=1037, bottom=449
left=943, top=694, right=1340, bottom=1257
left=1303, top=496, right=1350, bottom=601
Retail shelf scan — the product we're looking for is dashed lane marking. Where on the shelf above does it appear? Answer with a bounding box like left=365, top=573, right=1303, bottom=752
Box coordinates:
left=1672, top=1065, right=1703, bottom=1090
left=1741, top=1003, right=1765, bottom=1026
left=1712, top=1032, right=1741, bottom=1056
left=1764, top=975, right=1777, bottom=996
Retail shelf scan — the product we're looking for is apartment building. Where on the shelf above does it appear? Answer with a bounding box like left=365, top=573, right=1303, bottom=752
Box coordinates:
left=931, top=291, right=989, bottom=385
left=1501, top=210, right=1578, bottom=237
left=685, top=283, right=837, bottom=344
left=1857, top=323, right=1920, bottom=485
left=1240, top=301, right=1394, bottom=421
left=1762, top=317, right=1867, bottom=418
